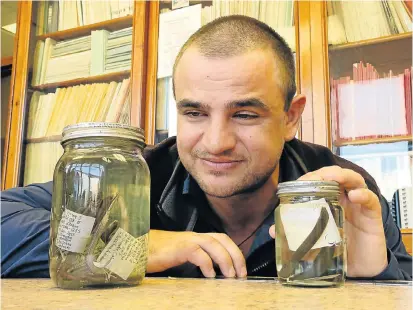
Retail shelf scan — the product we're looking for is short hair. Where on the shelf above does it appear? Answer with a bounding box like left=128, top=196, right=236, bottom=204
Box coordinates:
left=173, top=15, right=296, bottom=111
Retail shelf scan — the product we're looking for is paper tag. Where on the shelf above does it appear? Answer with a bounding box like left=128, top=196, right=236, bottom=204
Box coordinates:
left=95, top=228, right=146, bottom=280
left=56, top=209, right=95, bottom=253
left=172, top=0, right=189, bottom=10
left=280, top=199, right=342, bottom=251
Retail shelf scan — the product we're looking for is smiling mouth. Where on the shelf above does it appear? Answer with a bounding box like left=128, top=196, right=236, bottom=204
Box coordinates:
left=200, top=158, right=243, bottom=170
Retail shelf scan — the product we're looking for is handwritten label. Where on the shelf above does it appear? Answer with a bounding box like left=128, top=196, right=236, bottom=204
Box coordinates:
left=280, top=199, right=342, bottom=251
left=56, top=209, right=95, bottom=253
left=95, top=228, right=146, bottom=280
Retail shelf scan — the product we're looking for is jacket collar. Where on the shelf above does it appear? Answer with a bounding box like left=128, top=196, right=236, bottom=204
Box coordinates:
left=156, top=140, right=309, bottom=231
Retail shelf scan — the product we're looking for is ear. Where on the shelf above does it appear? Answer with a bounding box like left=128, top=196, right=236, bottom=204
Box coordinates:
left=284, top=94, right=306, bottom=141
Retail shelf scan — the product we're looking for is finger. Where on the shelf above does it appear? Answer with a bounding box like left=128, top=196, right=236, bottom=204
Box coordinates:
left=196, top=234, right=236, bottom=278
left=207, top=233, right=247, bottom=278
left=187, top=247, right=216, bottom=278
left=269, top=225, right=275, bottom=239
left=347, top=188, right=382, bottom=216
left=297, top=171, right=324, bottom=181
left=299, top=166, right=366, bottom=190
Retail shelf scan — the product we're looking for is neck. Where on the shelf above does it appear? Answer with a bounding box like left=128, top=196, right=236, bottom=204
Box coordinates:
left=206, top=165, right=280, bottom=235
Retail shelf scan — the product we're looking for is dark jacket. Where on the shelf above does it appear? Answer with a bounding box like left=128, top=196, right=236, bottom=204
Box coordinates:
left=1, top=137, right=412, bottom=279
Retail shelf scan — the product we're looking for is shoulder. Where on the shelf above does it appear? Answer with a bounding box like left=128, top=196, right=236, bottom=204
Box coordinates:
left=143, top=137, right=181, bottom=206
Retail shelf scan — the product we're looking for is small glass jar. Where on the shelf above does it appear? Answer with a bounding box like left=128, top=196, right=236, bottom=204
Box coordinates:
left=49, top=123, right=150, bottom=289
left=275, top=181, right=346, bottom=287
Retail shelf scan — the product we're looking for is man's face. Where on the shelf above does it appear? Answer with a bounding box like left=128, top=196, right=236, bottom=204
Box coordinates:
left=174, top=48, right=297, bottom=198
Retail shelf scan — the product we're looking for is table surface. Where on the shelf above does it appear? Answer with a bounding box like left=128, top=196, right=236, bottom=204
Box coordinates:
left=1, top=278, right=412, bottom=310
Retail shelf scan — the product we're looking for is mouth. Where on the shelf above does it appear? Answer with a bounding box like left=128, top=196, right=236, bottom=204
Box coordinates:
left=199, top=158, right=243, bottom=170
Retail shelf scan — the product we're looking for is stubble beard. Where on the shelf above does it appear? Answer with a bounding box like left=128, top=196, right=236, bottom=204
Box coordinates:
left=188, top=159, right=279, bottom=199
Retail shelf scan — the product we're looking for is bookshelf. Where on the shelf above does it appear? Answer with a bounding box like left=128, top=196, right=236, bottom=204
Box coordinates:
left=329, top=32, right=412, bottom=79
left=322, top=0, right=413, bottom=208
left=334, top=135, right=413, bottom=147
left=146, top=0, right=298, bottom=145
left=31, top=70, right=130, bottom=91
left=329, top=31, right=412, bottom=51
left=2, top=0, right=150, bottom=189
left=36, top=15, right=133, bottom=41
left=25, top=135, right=62, bottom=144
left=3, top=0, right=413, bottom=207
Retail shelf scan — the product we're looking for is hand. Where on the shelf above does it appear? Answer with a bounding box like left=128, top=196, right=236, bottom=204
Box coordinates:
left=147, top=230, right=247, bottom=278
left=269, top=166, right=388, bottom=278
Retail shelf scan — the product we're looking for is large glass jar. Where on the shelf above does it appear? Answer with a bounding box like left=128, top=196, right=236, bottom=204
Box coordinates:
left=275, top=181, right=346, bottom=287
left=49, top=123, right=150, bottom=289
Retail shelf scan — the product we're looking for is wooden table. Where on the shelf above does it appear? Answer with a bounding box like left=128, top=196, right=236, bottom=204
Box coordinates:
left=2, top=278, right=411, bottom=309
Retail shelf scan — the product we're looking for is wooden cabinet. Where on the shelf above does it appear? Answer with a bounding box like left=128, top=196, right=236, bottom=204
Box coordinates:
left=3, top=1, right=412, bottom=235
left=2, top=0, right=150, bottom=189
left=402, top=229, right=412, bottom=255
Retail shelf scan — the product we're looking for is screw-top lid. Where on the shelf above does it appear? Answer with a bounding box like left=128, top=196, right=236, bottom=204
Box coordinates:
left=277, top=180, right=340, bottom=196
left=61, top=122, right=145, bottom=147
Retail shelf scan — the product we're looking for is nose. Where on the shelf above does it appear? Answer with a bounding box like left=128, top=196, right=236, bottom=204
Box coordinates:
left=202, top=116, right=236, bottom=155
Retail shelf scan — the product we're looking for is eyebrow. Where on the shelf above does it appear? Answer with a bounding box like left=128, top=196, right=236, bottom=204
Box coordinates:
left=176, top=98, right=270, bottom=111
left=226, top=98, right=270, bottom=111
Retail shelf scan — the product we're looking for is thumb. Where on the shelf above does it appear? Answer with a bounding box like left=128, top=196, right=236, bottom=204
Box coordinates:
left=269, top=225, right=275, bottom=239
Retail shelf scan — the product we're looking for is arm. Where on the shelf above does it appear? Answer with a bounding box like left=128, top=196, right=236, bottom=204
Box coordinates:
left=296, top=167, right=412, bottom=280
left=269, top=167, right=412, bottom=280
left=1, top=182, right=53, bottom=278
left=370, top=195, right=412, bottom=280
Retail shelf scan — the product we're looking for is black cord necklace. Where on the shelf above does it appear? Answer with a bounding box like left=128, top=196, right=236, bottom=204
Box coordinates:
left=235, top=207, right=276, bottom=247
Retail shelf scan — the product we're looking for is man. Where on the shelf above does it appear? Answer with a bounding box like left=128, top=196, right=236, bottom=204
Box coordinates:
left=2, top=16, right=411, bottom=279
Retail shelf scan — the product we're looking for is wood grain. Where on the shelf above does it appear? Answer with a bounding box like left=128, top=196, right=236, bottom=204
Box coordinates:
left=2, top=1, right=32, bottom=190
left=2, top=278, right=411, bottom=310
left=36, top=15, right=133, bottom=41
left=31, top=70, right=130, bottom=91
left=334, top=135, right=412, bottom=147
left=143, top=1, right=160, bottom=146
left=293, top=0, right=302, bottom=139
left=329, top=33, right=412, bottom=79
left=329, top=32, right=412, bottom=51
left=402, top=228, right=412, bottom=255
left=130, top=0, right=149, bottom=131
left=309, top=1, right=330, bottom=148
left=296, top=1, right=314, bottom=143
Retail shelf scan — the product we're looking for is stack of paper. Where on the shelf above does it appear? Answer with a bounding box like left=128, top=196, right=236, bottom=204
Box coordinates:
left=105, top=27, right=133, bottom=73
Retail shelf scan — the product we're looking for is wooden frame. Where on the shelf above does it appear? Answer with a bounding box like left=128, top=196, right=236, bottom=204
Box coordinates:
left=309, top=1, right=331, bottom=148
left=144, top=1, right=309, bottom=146
left=2, top=1, right=32, bottom=190
left=36, top=15, right=133, bottom=41
left=297, top=1, right=314, bottom=143
left=2, top=0, right=150, bottom=189
left=296, top=1, right=331, bottom=147
left=130, top=0, right=150, bottom=130
left=143, top=1, right=159, bottom=146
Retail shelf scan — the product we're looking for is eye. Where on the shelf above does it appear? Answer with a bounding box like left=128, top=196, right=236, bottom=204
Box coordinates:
left=184, top=111, right=206, bottom=118
left=233, top=112, right=259, bottom=119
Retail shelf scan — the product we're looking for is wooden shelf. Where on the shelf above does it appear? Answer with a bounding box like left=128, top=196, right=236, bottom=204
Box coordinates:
left=25, top=135, right=62, bottom=144
left=36, top=15, right=133, bottom=41
left=401, top=229, right=412, bottom=255
left=31, top=70, right=130, bottom=91
left=1, top=56, right=13, bottom=67
left=328, top=32, right=412, bottom=79
left=334, top=135, right=412, bottom=147
left=329, top=32, right=412, bottom=51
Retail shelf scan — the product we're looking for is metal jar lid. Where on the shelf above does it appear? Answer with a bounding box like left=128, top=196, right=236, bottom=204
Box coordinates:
left=277, top=180, right=340, bottom=196
left=61, top=122, right=145, bottom=146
